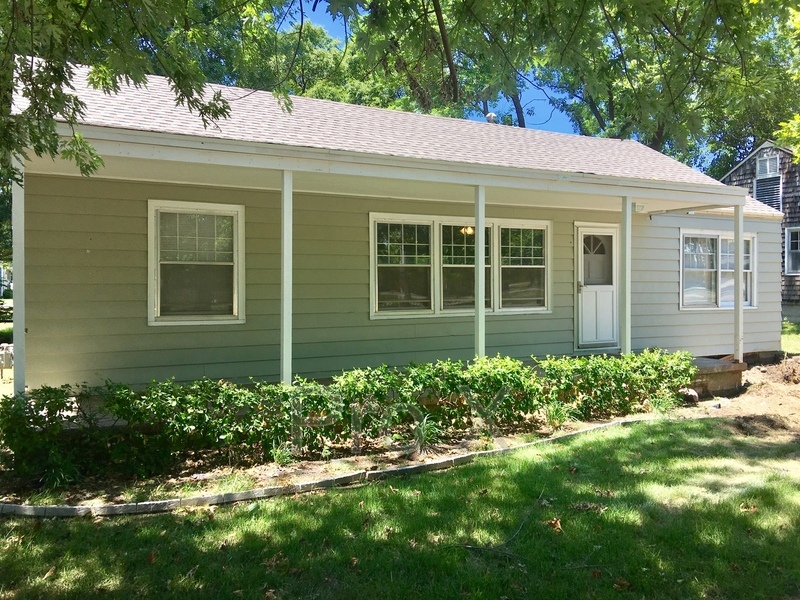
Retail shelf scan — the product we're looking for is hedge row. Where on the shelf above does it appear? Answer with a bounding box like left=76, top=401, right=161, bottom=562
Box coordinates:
left=0, top=350, right=696, bottom=486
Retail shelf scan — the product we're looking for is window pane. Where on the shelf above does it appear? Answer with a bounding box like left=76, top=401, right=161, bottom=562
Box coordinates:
left=442, top=267, right=492, bottom=309
left=377, top=266, right=431, bottom=311
left=501, top=227, right=544, bottom=266
left=501, top=268, right=545, bottom=308
left=161, top=212, right=235, bottom=264
left=441, top=225, right=491, bottom=266
left=683, top=270, right=717, bottom=305
left=720, top=272, right=752, bottom=306
left=376, top=223, right=431, bottom=266
left=160, top=264, right=234, bottom=316
left=789, top=250, right=800, bottom=274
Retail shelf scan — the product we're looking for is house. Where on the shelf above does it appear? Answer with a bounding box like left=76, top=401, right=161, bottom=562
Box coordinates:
left=721, top=141, right=798, bottom=310
left=10, top=67, right=782, bottom=393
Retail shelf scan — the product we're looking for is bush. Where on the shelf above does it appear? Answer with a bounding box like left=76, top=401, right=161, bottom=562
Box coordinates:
left=535, top=350, right=696, bottom=420
left=0, top=350, right=696, bottom=486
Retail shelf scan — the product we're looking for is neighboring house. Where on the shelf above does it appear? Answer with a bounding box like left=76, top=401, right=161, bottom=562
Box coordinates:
left=721, top=141, right=799, bottom=306
left=10, top=67, right=782, bottom=392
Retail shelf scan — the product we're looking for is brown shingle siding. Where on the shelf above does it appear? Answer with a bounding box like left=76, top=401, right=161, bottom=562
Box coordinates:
left=722, top=144, right=800, bottom=303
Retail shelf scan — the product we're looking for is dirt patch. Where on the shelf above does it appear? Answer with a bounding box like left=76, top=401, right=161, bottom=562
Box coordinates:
left=674, top=357, right=800, bottom=439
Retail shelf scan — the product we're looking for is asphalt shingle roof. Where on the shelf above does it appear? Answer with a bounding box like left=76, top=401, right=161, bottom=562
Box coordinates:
left=60, top=65, right=727, bottom=189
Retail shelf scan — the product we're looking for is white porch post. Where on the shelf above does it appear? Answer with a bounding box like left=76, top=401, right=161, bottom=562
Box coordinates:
left=620, top=196, right=633, bottom=354
left=734, top=203, right=744, bottom=362
left=474, top=185, right=486, bottom=357
left=11, top=162, right=25, bottom=395
left=280, top=170, right=293, bottom=384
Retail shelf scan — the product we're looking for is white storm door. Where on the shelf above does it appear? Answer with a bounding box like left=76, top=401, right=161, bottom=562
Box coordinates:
left=577, top=227, right=618, bottom=347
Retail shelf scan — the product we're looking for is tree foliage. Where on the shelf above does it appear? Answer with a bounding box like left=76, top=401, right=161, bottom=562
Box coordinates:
left=776, top=8, right=800, bottom=158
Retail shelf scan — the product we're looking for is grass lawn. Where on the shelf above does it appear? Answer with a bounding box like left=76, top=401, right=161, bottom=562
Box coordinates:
left=783, top=318, right=800, bottom=354
left=1, top=419, right=799, bottom=599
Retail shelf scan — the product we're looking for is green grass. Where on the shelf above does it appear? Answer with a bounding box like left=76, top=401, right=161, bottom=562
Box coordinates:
left=0, top=323, right=11, bottom=345
left=783, top=318, right=800, bottom=354
left=1, top=419, right=799, bottom=599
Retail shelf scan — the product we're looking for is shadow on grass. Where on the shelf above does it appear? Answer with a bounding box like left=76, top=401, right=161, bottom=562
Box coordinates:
left=1, top=419, right=799, bottom=599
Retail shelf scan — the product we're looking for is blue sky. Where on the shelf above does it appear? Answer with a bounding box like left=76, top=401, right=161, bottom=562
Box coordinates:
left=305, top=4, right=577, bottom=135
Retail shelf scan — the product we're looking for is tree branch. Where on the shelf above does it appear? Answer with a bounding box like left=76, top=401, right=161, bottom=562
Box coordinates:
left=431, top=0, right=458, bottom=102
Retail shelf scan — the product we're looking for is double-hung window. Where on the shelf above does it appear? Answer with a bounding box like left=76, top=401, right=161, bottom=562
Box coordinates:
left=786, top=229, right=800, bottom=275
left=149, top=200, right=246, bottom=325
left=371, top=214, right=550, bottom=317
left=681, top=231, right=754, bottom=308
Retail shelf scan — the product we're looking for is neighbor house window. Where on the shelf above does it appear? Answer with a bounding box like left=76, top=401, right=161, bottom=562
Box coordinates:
left=754, top=155, right=781, bottom=211
left=681, top=231, right=754, bottom=308
left=786, top=228, right=800, bottom=275
left=371, top=214, right=550, bottom=317
left=149, top=200, right=245, bottom=325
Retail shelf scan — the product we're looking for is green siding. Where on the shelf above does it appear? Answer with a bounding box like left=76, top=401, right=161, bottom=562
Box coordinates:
left=24, top=173, right=781, bottom=387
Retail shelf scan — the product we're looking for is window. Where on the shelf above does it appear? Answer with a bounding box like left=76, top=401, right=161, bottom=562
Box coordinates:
left=500, top=227, right=546, bottom=308
left=681, top=231, right=754, bottom=309
left=441, top=224, right=491, bottom=310
left=371, top=214, right=550, bottom=317
left=754, top=155, right=782, bottom=210
left=149, top=200, right=245, bottom=325
left=375, top=221, right=432, bottom=312
left=786, top=229, right=800, bottom=275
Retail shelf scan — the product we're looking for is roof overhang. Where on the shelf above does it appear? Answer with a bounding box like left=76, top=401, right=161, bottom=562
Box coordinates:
left=24, top=123, right=748, bottom=214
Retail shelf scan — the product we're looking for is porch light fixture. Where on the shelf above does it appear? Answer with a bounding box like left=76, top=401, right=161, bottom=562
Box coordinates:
left=460, top=226, right=475, bottom=235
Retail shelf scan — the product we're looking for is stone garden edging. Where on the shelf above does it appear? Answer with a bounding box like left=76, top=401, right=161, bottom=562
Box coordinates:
left=0, top=420, right=629, bottom=518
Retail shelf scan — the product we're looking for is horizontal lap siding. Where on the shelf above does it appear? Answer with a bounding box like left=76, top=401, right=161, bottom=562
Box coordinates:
left=25, top=173, right=781, bottom=388
left=25, top=175, right=281, bottom=387
left=631, top=213, right=781, bottom=355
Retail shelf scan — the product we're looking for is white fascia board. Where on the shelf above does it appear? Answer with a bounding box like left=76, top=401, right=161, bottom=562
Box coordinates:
left=53, top=123, right=748, bottom=207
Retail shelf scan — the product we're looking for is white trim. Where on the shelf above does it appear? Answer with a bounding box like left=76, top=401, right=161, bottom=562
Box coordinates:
left=474, top=186, right=486, bottom=357
left=369, top=212, right=552, bottom=319
left=734, top=205, right=744, bottom=362
left=280, top=171, right=293, bottom=384
left=620, top=197, right=633, bottom=354
left=720, top=140, right=793, bottom=181
left=148, top=199, right=246, bottom=326
left=55, top=124, right=749, bottom=207
left=679, top=228, right=756, bottom=310
left=785, top=227, right=800, bottom=275
left=574, top=223, right=620, bottom=350
left=12, top=161, right=25, bottom=395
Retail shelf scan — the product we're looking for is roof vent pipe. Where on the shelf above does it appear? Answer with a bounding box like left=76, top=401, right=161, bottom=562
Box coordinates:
left=485, top=112, right=498, bottom=124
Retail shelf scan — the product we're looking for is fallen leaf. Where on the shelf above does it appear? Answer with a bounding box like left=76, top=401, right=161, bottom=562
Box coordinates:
left=389, top=485, right=398, bottom=493
left=43, top=566, right=56, bottom=580
left=408, top=539, right=417, bottom=548
left=541, top=517, right=562, bottom=533
left=358, top=501, right=364, bottom=509
left=591, top=569, right=602, bottom=579
left=384, top=526, right=394, bottom=537
left=264, top=590, right=278, bottom=599
left=413, top=490, right=421, bottom=496
left=613, top=577, right=632, bottom=591
left=350, top=557, right=359, bottom=568
left=478, top=489, right=488, bottom=495
left=148, top=551, right=156, bottom=564
left=730, top=563, right=740, bottom=572
left=568, top=466, right=578, bottom=474
left=570, top=502, right=608, bottom=514
left=552, top=465, right=560, bottom=470
left=739, top=502, right=758, bottom=513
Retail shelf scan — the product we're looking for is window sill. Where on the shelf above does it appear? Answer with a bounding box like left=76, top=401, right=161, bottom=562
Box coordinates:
left=679, top=306, right=757, bottom=311
left=149, top=317, right=246, bottom=326
left=369, top=308, right=552, bottom=320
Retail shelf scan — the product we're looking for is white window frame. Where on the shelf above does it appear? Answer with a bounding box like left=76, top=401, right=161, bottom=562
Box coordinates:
left=148, top=199, right=246, bottom=326
left=786, top=228, right=800, bottom=276
left=754, top=155, right=782, bottom=211
left=370, top=213, right=552, bottom=319
left=679, top=228, right=756, bottom=310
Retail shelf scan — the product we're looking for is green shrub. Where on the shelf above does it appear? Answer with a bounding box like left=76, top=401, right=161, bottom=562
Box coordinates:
left=0, top=350, right=696, bottom=486
left=535, top=350, right=696, bottom=420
